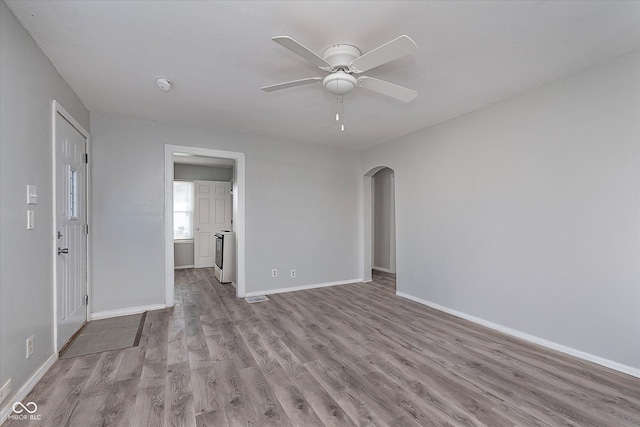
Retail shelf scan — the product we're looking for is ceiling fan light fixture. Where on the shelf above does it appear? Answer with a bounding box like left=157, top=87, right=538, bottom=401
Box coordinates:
left=323, top=72, right=357, bottom=96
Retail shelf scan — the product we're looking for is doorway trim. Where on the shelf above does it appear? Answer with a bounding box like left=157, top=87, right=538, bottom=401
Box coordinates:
left=164, top=145, right=246, bottom=302
left=51, top=100, right=91, bottom=352
left=389, top=173, right=396, bottom=273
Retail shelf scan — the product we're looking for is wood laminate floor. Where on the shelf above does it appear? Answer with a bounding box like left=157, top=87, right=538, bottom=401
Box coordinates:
left=5, top=269, right=640, bottom=426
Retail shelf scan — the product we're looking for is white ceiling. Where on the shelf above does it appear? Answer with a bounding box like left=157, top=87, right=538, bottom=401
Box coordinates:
left=7, top=1, right=640, bottom=150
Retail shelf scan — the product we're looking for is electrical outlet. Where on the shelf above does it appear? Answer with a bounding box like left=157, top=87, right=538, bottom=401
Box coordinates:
left=271, top=269, right=277, bottom=277
left=290, top=269, right=296, bottom=278
left=26, top=335, right=33, bottom=358
left=0, top=379, right=11, bottom=403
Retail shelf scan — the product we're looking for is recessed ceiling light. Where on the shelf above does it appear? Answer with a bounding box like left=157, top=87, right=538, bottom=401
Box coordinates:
left=156, top=78, right=171, bottom=91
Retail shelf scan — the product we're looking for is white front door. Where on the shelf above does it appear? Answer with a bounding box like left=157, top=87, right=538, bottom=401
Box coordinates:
left=55, top=110, right=88, bottom=351
left=194, top=180, right=232, bottom=268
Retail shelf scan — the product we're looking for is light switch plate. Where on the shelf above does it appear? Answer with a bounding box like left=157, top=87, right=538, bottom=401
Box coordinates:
left=27, top=185, right=37, bottom=205
left=27, top=210, right=35, bottom=230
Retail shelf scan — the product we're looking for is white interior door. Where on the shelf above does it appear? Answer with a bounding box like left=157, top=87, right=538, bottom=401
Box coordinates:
left=55, top=111, right=88, bottom=351
left=194, top=180, right=232, bottom=268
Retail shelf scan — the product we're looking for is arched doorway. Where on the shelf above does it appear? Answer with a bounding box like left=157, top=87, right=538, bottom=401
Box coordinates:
left=362, top=166, right=396, bottom=287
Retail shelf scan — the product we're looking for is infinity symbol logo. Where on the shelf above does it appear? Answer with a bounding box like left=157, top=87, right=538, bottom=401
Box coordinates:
left=12, top=402, right=38, bottom=414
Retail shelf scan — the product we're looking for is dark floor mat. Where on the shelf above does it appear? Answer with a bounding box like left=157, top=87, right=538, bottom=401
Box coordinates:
left=60, top=312, right=146, bottom=359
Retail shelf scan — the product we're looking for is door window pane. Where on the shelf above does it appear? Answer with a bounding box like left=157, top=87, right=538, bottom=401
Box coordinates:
left=69, top=167, right=78, bottom=219
left=174, top=181, right=193, bottom=239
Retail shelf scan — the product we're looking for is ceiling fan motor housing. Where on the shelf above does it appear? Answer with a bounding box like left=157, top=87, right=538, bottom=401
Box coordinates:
left=322, top=44, right=361, bottom=69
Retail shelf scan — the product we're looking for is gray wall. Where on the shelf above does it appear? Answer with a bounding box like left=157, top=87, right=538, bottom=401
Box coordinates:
left=373, top=168, right=393, bottom=270
left=0, top=0, right=90, bottom=409
left=361, top=51, right=640, bottom=369
left=174, top=241, right=194, bottom=268
left=174, top=164, right=233, bottom=182
left=90, top=112, right=360, bottom=311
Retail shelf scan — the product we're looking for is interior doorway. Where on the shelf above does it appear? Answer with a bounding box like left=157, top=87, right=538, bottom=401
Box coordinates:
left=164, top=145, right=246, bottom=301
left=362, top=166, right=397, bottom=288
left=372, top=168, right=396, bottom=274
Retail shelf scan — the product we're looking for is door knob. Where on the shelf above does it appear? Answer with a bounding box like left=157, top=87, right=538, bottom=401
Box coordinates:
left=195, top=227, right=200, bottom=231
left=57, top=247, right=69, bottom=255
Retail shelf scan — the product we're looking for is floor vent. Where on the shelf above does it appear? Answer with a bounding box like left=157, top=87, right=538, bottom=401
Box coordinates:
left=245, top=295, right=269, bottom=303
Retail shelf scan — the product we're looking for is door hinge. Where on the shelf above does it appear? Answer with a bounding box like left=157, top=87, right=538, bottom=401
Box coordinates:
left=84, top=153, right=89, bottom=163
left=84, top=295, right=89, bottom=306
left=84, top=224, right=89, bottom=235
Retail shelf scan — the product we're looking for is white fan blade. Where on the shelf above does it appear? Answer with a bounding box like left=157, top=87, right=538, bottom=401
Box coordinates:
left=261, top=77, right=323, bottom=92
left=350, top=35, right=417, bottom=73
left=357, top=76, right=417, bottom=103
left=272, top=36, right=331, bottom=69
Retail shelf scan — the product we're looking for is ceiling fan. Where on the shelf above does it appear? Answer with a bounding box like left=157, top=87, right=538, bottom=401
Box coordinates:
left=261, top=35, right=418, bottom=103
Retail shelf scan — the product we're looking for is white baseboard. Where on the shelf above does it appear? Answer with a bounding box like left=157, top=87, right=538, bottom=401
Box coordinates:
left=396, top=291, right=640, bottom=379
left=0, top=353, right=57, bottom=424
left=174, top=265, right=194, bottom=269
left=245, top=278, right=361, bottom=298
left=91, top=303, right=166, bottom=320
